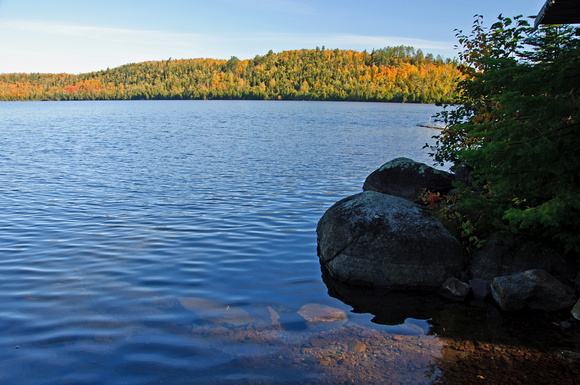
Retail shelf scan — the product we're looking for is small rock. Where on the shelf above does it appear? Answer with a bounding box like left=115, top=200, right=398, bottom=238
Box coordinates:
left=462, top=341, right=475, bottom=353
left=572, top=299, right=580, bottom=321
left=438, top=277, right=471, bottom=301
left=348, top=340, right=366, bottom=353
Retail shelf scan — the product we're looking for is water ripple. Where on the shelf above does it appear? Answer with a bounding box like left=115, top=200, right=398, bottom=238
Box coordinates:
left=0, top=100, right=443, bottom=384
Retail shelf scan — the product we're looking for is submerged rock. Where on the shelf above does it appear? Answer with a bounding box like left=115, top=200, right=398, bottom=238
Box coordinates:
left=178, top=297, right=254, bottom=327
left=362, top=157, right=454, bottom=203
left=316, top=191, right=463, bottom=290
left=266, top=306, right=280, bottom=326
left=297, top=304, right=348, bottom=325
left=491, top=269, right=576, bottom=312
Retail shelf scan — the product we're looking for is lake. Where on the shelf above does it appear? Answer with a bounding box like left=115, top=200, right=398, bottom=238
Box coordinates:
left=0, top=100, right=576, bottom=385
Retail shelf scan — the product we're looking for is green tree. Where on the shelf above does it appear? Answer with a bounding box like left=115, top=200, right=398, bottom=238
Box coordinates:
left=429, top=14, right=580, bottom=253
left=225, top=56, right=240, bottom=73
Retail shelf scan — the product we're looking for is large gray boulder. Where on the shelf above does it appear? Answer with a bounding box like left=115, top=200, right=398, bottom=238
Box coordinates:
left=362, top=157, right=454, bottom=203
left=316, top=191, right=463, bottom=290
left=491, top=269, right=576, bottom=312
left=470, top=233, right=577, bottom=286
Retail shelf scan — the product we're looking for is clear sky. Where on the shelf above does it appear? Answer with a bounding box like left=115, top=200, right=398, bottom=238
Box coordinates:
left=0, top=0, right=547, bottom=74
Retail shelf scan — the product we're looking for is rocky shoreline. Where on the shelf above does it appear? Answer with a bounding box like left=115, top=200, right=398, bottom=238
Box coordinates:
left=316, top=158, right=580, bottom=318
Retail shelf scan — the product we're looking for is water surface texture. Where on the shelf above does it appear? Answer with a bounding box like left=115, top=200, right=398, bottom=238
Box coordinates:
left=0, top=101, right=447, bottom=384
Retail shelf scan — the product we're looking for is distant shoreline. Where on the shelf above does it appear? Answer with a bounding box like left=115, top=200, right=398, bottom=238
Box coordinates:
left=0, top=98, right=441, bottom=105
left=0, top=47, right=462, bottom=104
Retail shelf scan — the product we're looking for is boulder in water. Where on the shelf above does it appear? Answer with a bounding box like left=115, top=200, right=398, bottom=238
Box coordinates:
left=316, top=191, right=463, bottom=290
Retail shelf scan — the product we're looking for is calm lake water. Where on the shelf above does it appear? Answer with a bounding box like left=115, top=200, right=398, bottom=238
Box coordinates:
left=2, top=101, right=576, bottom=385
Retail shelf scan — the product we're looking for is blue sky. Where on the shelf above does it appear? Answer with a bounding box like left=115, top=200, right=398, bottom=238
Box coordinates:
left=0, top=0, right=546, bottom=74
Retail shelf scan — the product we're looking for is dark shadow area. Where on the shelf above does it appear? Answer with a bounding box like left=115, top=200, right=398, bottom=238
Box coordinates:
left=321, top=265, right=580, bottom=384
left=322, top=265, right=466, bottom=326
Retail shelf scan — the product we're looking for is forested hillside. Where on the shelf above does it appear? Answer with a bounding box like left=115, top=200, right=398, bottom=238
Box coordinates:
left=0, top=46, right=461, bottom=103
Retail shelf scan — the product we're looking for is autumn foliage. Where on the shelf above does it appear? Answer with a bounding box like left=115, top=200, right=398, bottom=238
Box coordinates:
left=0, top=46, right=462, bottom=103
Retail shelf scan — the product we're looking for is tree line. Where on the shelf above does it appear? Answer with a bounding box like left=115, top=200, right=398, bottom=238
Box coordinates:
left=0, top=46, right=462, bottom=103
